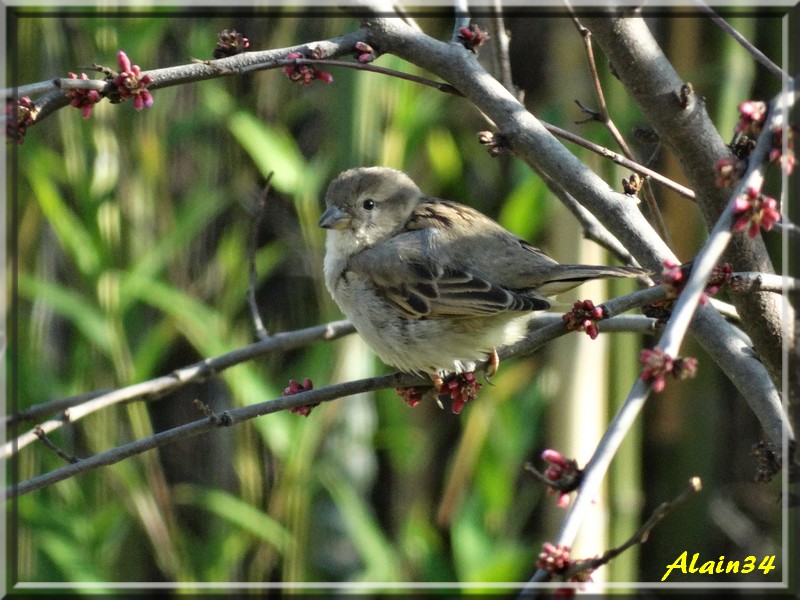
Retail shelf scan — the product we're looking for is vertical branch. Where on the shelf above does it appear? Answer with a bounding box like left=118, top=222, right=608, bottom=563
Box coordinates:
left=452, top=0, right=471, bottom=41
left=569, top=10, right=672, bottom=247
left=490, top=0, right=515, bottom=94
left=246, top=174, right=274, bottom=341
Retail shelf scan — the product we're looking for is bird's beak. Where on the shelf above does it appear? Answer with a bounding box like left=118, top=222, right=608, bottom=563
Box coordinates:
left=318, top=205, right=351, bottom=230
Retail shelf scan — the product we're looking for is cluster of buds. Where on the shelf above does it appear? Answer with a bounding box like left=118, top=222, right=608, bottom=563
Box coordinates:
left=751, top=440, right=782, bottom=484
left=536, top=542, right=594, bottom=593
left=66, top=72, right=102, bottom=119
left=732, top=187, right=781, bottom=238
left=714, top=156, right=746, bottom=188
left=354, top=41, right=377, bottom=64
left=439, top=372, right=482, bottom=414
left=212, top=29, right=250, bottom=59
left=540, top=449, right=581, bottom=508
left=537, top=542, right=573, bottom=574
left=725, top=100, right=796, bottom=179
left=396, top=386, right=426, bottom=408
left=111, top=50, right=153, bottom=111
left=639, top=348, right=698, bottom=393
left=283, top=378, right=319, bottom=416
left=704, top=263, right=733, bottom=297
left=7, top=96, right=37, bottom=144
left=458, top=23, right=489, bottom=52
left=282, top=51, right=333, bottom=85
left=658, top=259, right=730, bottom=306
left=562, top=299, right=605, bottom=340
left=769, top=126, right=796, bottom=175
left=734, top=100, right=766, bottom=136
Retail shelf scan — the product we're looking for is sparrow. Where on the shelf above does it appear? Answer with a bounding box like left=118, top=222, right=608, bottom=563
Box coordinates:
left=319, top=167, right=643, bottom=379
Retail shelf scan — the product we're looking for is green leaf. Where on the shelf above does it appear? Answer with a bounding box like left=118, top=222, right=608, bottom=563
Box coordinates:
left=26, top=159, right=101, bottom=276
left=228, top=111, right=307, bottom=194
left=17, top=272, right=113, bottom=352
left=173, top=485, right=290, bottom=551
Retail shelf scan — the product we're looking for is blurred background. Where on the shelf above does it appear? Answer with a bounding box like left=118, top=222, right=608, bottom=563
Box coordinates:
left=7, top=7, right=786, bottom=588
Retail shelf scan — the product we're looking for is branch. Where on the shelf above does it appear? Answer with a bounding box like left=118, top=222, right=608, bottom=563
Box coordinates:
left=692, top=0, right=784, bottom=80
left=564, top=478, right=703, bottom=579
left=525, top=89, right=794, bottom=586
left=581, top=14, right=786, bottom=388
left=567, top=7, right=672, bottom=245
left=8, top=307, right=662, bottom=498
left=3, top=320, right=356, bottom=457
left=246, top=176, right=274, bottom=341
left=363, top=17, right=783, bottom=433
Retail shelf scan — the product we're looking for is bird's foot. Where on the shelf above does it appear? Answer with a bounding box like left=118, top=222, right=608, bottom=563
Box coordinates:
left=485, top=347, right=500, bottom=381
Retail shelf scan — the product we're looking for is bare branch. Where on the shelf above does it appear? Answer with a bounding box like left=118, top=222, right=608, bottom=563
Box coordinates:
left=692, top=1, right=784, bottom=80
left=3, top=320, right=356, bottom=458
left=246, top=175, right=274, bottom=341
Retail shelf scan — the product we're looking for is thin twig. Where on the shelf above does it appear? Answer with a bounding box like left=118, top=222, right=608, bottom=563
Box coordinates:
left=246, top=174, right=274, bottom=341
left=490, top=0, right=514, bottom=94
left=693, top=0, right=784, bottom=81
left=542, top=122, right=696, bottom=201
left=564, top=478, right=702, bottom=578
left=730, top=272, right=797, bottom=294
left=568, top=8, right=672, bottom=244
left=281, top=58, right=462, bottom=96
left=452, top=0, right=471, bottom=42
left=392, top=3, right=423, bottom=32
left=773, top=219, right=800, bottom=238
left=33, top=426, right=80, bottom=464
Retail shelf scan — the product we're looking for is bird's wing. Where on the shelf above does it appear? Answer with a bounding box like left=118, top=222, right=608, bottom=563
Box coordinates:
left=348, top=239, right=550, bottom=320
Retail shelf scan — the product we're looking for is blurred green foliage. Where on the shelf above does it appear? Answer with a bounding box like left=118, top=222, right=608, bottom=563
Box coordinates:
left=7, top=9, right=785, bottom=590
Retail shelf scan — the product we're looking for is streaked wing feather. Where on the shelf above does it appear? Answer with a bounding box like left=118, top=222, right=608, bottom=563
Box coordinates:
left=374, top=263, right=549, bottom=319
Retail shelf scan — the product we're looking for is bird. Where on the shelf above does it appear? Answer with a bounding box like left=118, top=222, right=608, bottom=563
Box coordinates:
left=319, top=166, right=643, bottom=382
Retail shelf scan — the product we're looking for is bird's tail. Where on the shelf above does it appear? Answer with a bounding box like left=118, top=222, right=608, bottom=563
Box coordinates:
left=535, top=264, right=647, bottom=296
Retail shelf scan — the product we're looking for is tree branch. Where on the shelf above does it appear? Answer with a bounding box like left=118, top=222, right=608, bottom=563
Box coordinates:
left=581, top=14, right=786, bottom=389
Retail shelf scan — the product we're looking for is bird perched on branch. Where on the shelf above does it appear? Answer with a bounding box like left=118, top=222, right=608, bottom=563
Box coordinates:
left=319, top=167, right=643, bottom=409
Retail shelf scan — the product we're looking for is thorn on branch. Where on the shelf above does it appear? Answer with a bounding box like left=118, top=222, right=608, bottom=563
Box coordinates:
left=34, top=426, right=80, bottom=464
left=193, top=398, right=220, bottom=422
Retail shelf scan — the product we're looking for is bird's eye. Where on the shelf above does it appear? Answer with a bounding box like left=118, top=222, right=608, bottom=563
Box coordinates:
left=362, top=198, right=375, bottom=211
